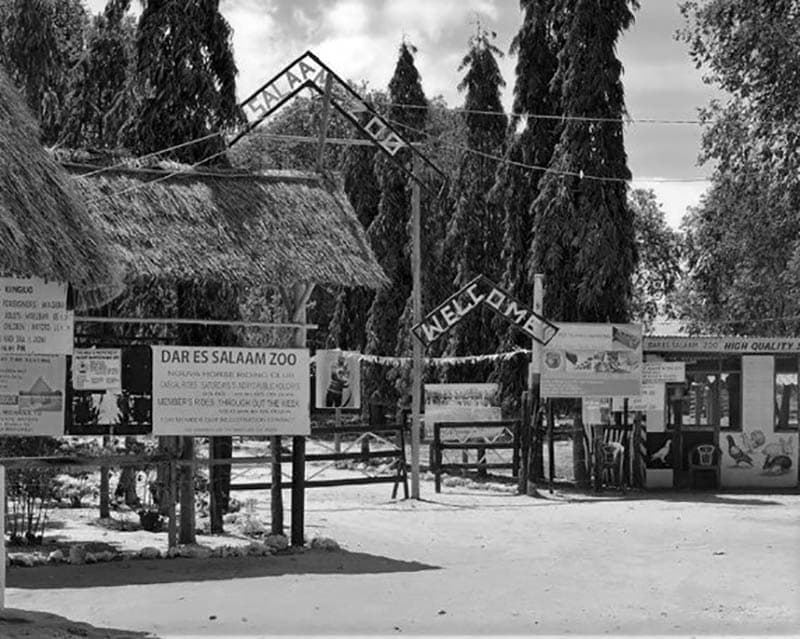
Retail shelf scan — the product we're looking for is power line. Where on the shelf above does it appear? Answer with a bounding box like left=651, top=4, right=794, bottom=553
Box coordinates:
left=385, top=116, right=712, bottom=184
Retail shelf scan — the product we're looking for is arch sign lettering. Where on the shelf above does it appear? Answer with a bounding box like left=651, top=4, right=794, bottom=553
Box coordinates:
left=232, top=50, right=443, bottom=185
left=411, top=275, right=559, bottom=348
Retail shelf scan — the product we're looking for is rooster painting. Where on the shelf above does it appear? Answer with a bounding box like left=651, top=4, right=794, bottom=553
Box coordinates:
left=726, top=434, right=753, bottom=467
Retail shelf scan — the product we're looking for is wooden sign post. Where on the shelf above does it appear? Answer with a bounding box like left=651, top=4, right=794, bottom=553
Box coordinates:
left=1, top=465, right=5, bottom=609
left=410, top=157, right=423, bottom=499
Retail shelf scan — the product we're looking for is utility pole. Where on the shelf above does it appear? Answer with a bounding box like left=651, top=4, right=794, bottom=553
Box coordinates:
left=410, top=155, right=423, bottom=499
left=528, top=274, right=544, bottom=497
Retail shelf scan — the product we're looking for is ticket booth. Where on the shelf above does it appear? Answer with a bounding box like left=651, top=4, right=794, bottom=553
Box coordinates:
left=642, top=337, right=799, bottom=490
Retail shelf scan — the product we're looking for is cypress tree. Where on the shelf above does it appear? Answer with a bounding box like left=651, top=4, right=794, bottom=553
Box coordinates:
left=364, top=42, right=428, bottom=403
left=134, top=0, right=242, bottom=164
left=443, top=26, right=507, bottom=374
left=532, top=0, right=639, bottom=322
left=490, top=0, right=561, bottom=413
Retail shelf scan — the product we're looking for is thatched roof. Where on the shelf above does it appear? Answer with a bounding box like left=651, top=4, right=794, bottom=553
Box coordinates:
left=65, top=163, right=388, bottom=290
left=0, top=69, right=124, bottom=309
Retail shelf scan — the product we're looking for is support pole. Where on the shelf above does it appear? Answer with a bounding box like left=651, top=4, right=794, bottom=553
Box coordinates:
left=315, top=74, right=334, bottom=173
left=290, top=282, right=313, bottom=546
left=410, top=156, right=423, bottom=499
left=99, top=435, right=110, bottom=519
left=527, top=274, right=544, bottom=497
left=548, top=399, right=555, bottom=493
left=1, top=465, right=5, bottom=609
left=178, top=436, right=195, bottom=544
left=270, top=436, right=284, bottom=535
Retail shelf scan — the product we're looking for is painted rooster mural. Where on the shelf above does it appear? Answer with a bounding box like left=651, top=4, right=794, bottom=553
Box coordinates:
left=726, top=434, right=753, bottom=467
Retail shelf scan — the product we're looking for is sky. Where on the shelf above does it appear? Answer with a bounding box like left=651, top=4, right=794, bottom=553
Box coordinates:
left=88, top=0, right=720, bottom=228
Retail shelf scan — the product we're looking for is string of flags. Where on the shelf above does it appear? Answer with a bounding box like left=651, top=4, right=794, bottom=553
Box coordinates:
left=312, top=348, right=531, bottom=368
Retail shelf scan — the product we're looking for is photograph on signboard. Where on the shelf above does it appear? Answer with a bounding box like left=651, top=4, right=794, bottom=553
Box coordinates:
left=0, top=354, right=66, bottom=436
left=315, top=350, right=361, bottom=410
left=152, top=346, right=310, bottom=437
left=66, top=347, right=152, bottom=435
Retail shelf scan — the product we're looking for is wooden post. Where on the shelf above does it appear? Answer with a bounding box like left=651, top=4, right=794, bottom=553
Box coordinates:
left=167, top=459, right=177, bottom=549
left=315, top=74, right=334, bottom=173
left=287, top=282, right=313, bottom=545
left=209, top=438, right=219, bottom=534
left=1, top=465, right=5, bottom=609
left=527, top=274, right=544, bottom=497
left=333, top=406, right=342, bottom=466
left=547, top=399, right=555, bottom=493
left=99, top=434, right=110, bottom=519
left=178, top=436, right=195, bottom=544
left=270, top=435, right=284, bottom=535
left=410, top=156, right=423, bottom=499
left=518, top=391, right=531, bottom=493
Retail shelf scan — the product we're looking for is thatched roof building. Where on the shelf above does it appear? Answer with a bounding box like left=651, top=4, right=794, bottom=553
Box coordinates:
left=0, top=69, right=123, bottom=308
left=65, top=164, right=387, bottom=290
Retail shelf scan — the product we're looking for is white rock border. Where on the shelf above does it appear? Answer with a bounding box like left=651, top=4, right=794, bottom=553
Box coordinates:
left=5, top=534, right=341, bottom=567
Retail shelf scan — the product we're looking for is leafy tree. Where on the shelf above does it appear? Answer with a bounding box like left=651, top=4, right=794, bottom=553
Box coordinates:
left=531, top=0, right=639, bottom=323
left=363, top=42, right=428, bottom=403
left=0, top=0, right=88, bottom=143
left=63, top=0, right=137, bottom=149
left=676, top=1, right=800, bottom=335
left=490, top=0, right=561, bottom=412
left=442, top=26, right=507, bottom=375
left=628, top=189, right=682, bottom=329
left=133, top=0, right=242, bottom=164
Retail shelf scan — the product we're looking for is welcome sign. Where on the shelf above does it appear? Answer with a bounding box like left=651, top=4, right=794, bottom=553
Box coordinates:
left=411, top=275, right=558, bottom=348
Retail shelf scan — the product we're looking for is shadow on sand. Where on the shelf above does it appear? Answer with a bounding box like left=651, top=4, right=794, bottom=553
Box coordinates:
left=0, top=607, right=153, bottom=639
left=7, top=548, right=440, bottom=590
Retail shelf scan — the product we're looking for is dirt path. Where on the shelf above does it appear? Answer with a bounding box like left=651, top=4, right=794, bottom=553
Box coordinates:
left=5, top=481, right=800, bottom=637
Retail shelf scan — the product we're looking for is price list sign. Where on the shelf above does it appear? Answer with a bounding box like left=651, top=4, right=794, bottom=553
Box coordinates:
left=1, top=277, right=73, bottom=355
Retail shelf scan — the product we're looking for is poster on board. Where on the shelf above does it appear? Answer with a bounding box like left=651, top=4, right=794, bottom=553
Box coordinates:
left=0, top=354, right=65, bottom=436
left=0, top=276, right=73, bottom=355
left=66, top=347, right=152, bottom=436
left=424, top=383, right=503, bottom=439
left=152, top=346, right=310, bottom=436
left=541, top=323, right=642, bottom=398
left=315, top=350, right=361, bottom=409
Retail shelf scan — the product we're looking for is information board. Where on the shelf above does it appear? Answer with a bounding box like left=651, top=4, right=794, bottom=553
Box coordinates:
left=0, top=354, right=66, bottom=435
left=152, top=346, right=310, bottom=436
left=0, top=276, right=73, bottom=355
left=542, top=323, right=642, bottom=398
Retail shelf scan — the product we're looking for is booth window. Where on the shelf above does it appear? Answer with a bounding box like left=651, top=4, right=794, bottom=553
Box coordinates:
left=775, top=356, right=799, bottom=431
left=668, top=358, right=741, bottom=430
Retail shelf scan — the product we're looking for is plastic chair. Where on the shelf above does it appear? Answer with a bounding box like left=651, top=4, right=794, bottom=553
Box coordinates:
left=595, top=440, right=626, bottom=492
left=689, top=444, right=719, bottom=489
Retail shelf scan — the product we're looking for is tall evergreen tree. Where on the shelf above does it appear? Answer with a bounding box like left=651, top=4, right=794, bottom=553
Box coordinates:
left=490, top=0, right=561, bottom=412
left=63, top=0, right=136, bottom=149
left=134, top=0, right=242, bottom=164
left=364, top=42, right=428, bottom=402
left=0, top=0, right=88, bottom=144
left=531, top=0, right=639, bottom=322
left=443, top=26, right=507, bottom=373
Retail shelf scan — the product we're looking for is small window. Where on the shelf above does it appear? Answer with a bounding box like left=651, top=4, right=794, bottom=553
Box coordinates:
left=775, top=357, right=799, bottom=431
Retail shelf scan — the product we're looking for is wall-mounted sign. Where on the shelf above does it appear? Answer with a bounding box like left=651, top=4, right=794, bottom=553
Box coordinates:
left=315, top=350, right=361, bottom=409
left=412, top=275, right=558, bottom=348
left=1, top=276, right=73, bottom=355
left=0, top=354, right=65, bottom=436
left=72, top=348, right=121, bottom=392
left=542, top=323, right=642, bottom=398
left=642, top=361, right=685, bottom=384
left=152, top=347, right=310, bottom=436
left=644, top=336, right=800, bottom=354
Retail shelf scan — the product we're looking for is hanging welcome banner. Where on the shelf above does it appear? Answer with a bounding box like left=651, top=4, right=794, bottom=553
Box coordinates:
left=411, top=275, right=558, bottom=348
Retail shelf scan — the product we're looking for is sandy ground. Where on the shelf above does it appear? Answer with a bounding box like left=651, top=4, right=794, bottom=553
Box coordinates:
left=4, top=470, right=800, bottom=638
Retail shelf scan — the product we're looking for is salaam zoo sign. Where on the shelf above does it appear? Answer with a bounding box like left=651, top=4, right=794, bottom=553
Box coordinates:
left=411, top=276, right=559, bottom=348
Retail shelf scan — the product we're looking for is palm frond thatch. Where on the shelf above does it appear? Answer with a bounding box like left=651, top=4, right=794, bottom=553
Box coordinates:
left=0, top=69, right=124, bottom=309
left=67, top=164, right=388, bottom=290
